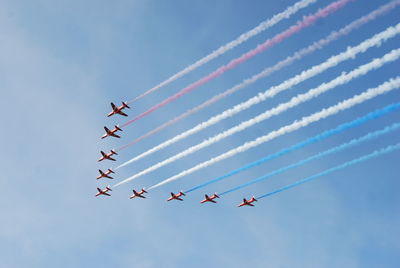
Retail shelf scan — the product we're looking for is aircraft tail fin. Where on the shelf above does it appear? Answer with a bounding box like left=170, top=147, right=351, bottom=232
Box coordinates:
left=122, top=102, right=130, bottom=109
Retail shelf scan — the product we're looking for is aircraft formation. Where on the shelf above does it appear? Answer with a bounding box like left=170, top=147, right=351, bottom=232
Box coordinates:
left=97, top=102, right=257, bottom=207
left=95, top=0, right=400, bottom=208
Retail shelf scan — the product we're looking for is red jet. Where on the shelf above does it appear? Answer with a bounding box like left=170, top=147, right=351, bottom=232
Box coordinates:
left=95, top=186, right=112, bottom=197
left=101, top=125, right=122, bottom=139
left=107, top=102, right=130, bottom=117
left=200, top=193, right=220, bottom=204
left=130, top=188, right=148, bottom=199
left=237, top=196, right=257, bottom=207
left=98, top=150, right=117, bottom=162
left=167, top=191, right=185, bottom=201
left=96, top=168, right=115, bottom=180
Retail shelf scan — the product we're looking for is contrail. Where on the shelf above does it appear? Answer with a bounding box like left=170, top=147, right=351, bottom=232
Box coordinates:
left=116, top=20, right=400, bottom=162
left=184, top=103, right=400, bottom=193
left=117, top=1, right=400, bottom=152
left=219, top=123, right=400, bottom=196
left=116, top=48, right=400, bottom=177
left=144, top=77, right=400, bottom=190
left=257, top=143, right=400, bottom=200
left=121, top=0, right=353, bottom=127
left=128, top=0, right=318, bottom=103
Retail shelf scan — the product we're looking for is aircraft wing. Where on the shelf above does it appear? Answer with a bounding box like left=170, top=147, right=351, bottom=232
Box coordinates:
left=104, top=175, right=113, bottom=179
left=110, top=133, right=120, bottom=138
left=103, top=192, right=111, bottom=196
left=97, top=187, right=102, bottom=191
left=176, top=197, right=183, bottom=201
left=117, top=110, right=128, bottom=116
left=210, top=199, right=216, bottom=203
left=138, top=195, right=146, bottom=199
left=247, top=203, right=254, bottom=206
left=111, top=103, right=117, bottom=109
left=108, top=156, right=116, bottom=161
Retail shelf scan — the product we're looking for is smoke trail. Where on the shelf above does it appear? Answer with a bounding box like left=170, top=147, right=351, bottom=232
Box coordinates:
left=121, top=0, right=353, bottom=127
left=116, top=21, right=400, bottom=163
left=128, top=0, right=318, bottom=103
left=116, top=1, right=400, bottom=152
left=116, top=48, right=400, bottom=174
left=257, top=143, right=400, bottom=200
left=185, top=103, right=400, bottom=193
left=219, top=123, right=400, bottom=195
left=143, top=77, right=400, bottom=190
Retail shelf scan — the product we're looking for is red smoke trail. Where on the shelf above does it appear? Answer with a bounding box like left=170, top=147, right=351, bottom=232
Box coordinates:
left=121, top=0, right=354, bottom=128
left=116, top=0, right=400, bottom=152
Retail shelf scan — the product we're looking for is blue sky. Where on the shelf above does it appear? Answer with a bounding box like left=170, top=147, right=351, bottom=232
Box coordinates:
left=1, top=0, right=399, bottom=267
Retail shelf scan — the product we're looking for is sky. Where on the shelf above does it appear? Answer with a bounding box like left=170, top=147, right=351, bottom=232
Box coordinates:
left=0, top=0, right=399, bottom=267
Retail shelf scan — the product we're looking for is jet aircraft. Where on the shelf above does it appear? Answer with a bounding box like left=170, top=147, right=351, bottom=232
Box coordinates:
left=130, top=188, right=148, bottom=199
left=98, top=150, right=117, bottom=162
left=237, top=196, right=257, bottom=207
left=107, top=102, right=130, bottom=117
left=96, top=168, right=115, bottom=180
left=101, top=125, right=122, bottom=139
left=95, top=186, right=112, bottom=197
left=167, top=191, right=185, bottom=201
left=200, top=193, right=219, bottom=203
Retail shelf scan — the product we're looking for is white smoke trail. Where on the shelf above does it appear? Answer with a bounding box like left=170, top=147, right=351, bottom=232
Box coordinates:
left=144, top=77, right=400, bottom=189
left=117, top=1, right=400, bottom=153
left=130, top=0, right=318, bottom=102
left=114, top=52, right=399, bottom=187
left=117, top=23, right=400, bottom=169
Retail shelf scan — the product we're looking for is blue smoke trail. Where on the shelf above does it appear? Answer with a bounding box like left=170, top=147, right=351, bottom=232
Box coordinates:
left=184, top=102, right=400, bottom=193
left=220, top=123, right=400, bottom=195
left=257, top=143, right=400, bottom=199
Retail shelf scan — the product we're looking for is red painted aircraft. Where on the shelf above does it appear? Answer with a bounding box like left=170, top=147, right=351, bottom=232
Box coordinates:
left=101, top=125, right=122, bottom=139
left=107, top=102, right=130, bottom=117
left=200, top=193, right=220, bottom=204
left=98, top=150, right=117, bottom=162
left=237, top=196, right=257, bottom=207
left=95, top=186, right=112, bottom=197
left=130, top=188, right=148, bottom=199
left=167, top=191, right=185, bottom=201
left=96, top=168, right=115, bottom=180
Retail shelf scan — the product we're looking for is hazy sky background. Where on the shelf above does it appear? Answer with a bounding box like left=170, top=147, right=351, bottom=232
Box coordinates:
left=1, top=0, right=399, bottom=267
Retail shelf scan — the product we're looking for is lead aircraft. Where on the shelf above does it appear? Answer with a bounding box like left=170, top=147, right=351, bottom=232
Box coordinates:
left=95, top=186, right=112, bottom=197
